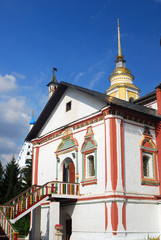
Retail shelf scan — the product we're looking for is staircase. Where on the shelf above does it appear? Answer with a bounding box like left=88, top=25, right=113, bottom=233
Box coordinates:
left=0, top=181, right=79, bottom=239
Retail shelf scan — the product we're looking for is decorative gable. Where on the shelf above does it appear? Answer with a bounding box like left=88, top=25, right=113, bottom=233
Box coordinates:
left=56, top=128, right=78, bottom=155
left=81, top=126, right=97, bottom=153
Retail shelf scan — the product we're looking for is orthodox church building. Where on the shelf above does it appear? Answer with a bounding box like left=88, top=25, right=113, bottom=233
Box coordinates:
left=23, top=21, right=161, bottom=240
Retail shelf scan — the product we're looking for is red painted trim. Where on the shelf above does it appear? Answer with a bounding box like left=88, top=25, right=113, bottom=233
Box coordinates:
left=105, top=202, right=108, bottom=231
left=31, top=104, right=156, bottom=147
left=156, top=121, right=161, bottom=193
left=110, top=118, right=117, bottom=191
left=77, top=194, right=157, bottom=202
left=145, top=101, right=157, bottom=107
left=31, top=148, right=35, bottom=186
left=140, top=149, right=144, bottom=180
left=41, top=202, right=50, bottom=206
left=104, top=119, right=107, bottom=190
left=154, top=153, right=158, bottom=181
left=156, top=87, right=161, bottom=115
left=83, top=149, right=96, bottom=180
left=123, top=120, right=155, bottom=131
left=111, top=202, right=118, bottom=235
left=121, top=120, right=125, bottom=190
left=32, top=122, right=104, bottom=148
left=81, top=179, right=97, bottom=186
left=122, top=202, right=126, bottom=230
left=34, top=147, right=39, bottom=185
left=140, top=140, right=158, bottom=184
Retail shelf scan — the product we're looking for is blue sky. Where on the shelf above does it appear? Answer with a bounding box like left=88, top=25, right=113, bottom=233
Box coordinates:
left=0, top=0, right=160, bottom=165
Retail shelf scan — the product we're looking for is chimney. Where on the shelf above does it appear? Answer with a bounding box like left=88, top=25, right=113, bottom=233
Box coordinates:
left=156, top=83, right=161, bottom=115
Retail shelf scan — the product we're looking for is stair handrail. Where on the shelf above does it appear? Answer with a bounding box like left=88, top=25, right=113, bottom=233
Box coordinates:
left=0, top=206, right=18, bottom=240
left=4, top=184, right=38, bottom=206
left=1, top=181, right=80, bottom=220
left=0, top=182, right=53, bottom=220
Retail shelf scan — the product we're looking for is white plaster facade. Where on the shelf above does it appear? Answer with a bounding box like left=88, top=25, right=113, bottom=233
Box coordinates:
left=28, top=83, right=161, bottom=240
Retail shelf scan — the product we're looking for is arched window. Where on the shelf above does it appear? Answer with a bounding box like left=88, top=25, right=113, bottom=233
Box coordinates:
left=86, top=155, right=95, bottom=178
left=143, top=154, right=152, bottom=178
left=140, top=127, right=159, bottom=186
left=81, top=126, right=97, bottom=186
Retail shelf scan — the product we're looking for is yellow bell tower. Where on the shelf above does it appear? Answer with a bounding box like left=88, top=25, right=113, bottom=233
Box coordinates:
left=106, top=19, right=140, bottom=101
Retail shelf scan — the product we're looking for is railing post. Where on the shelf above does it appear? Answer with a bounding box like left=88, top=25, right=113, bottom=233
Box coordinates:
left=55, top=224, right=63, bottom=240
left=51, top=183, right=54, bottom=193
left=13, top=231, right=19, bottom=240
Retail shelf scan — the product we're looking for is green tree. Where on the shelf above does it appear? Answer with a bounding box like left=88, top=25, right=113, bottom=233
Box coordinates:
left=21, top=158, right=32, bottom=189
left=2, top=156, right=23, bottom=204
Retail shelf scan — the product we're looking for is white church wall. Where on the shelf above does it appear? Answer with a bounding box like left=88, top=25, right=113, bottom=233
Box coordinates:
left=69, top=201, right=105, bottom=232
left=41, top=204, right=50, bottom=239
left=37, top=120, right=106, bottom=195
left=124, top=121, right=159, bottom=195
left=75, top=122, right=105, bottom=195
left=144, top=101, right=157, bottom=110
left=38, top=138, right=61, bottom=185
left=126, top=202, right=160, bottom=233
left=38, top=88, right=106, bottom=138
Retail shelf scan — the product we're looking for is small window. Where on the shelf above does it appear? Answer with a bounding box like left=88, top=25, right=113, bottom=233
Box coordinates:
left=86, top=155, right=95, bottom=178
left=142, top=153, right=153, bottom=179
left=27, top=152, right=30, bottom=155
left=66, top=101, right=72, bottom=112
left=87, top=155, right=95, bottom=177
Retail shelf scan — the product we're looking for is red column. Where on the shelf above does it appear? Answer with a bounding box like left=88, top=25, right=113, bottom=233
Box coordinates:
left=111, top=202, right=118, bottom=235
left=110, top=118, right=118, bottom=191
left=34, top=146, right=39, bottom=185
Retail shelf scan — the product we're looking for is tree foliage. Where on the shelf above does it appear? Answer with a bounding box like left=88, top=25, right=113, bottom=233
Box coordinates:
left=21, top=158, right=32, bottom=189
left=0, top=155, right=32, bottom=237
left=2, top=156, right=23, bottom=204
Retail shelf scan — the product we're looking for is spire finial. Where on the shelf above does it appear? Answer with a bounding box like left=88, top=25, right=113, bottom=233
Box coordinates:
left=117, top=18, right=122, bottom=56
left=53, top=67, right=57, bottom=72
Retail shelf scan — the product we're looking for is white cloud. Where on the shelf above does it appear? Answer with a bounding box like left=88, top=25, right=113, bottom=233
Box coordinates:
left=0, top=74, right=17, bottom=93
left=0, top=154, right=18, bottom=167
left=73, top=72, right=84, bottom=84
left=12, top=72, right=26, bottom=80
left=88, top=71, right=105, bottom=89
left=0, top=94, right=33, bottom=166
left=0, top=97, right=30, bottom=125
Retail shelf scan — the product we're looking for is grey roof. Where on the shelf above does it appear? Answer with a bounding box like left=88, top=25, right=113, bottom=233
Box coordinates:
left=47, top=67, right=58, bottom=86
left=25, top=81, right=161, bottom=141
left=134, top=90, right=156, bottom=104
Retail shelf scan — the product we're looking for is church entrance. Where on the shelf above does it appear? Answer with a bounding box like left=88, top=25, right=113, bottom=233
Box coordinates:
left=62, top=157, right=75, bottom=194
left=66, top=219, right=72, bottom=240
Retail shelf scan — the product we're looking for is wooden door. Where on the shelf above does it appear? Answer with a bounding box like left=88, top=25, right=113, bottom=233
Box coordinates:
left=69, top=162, right=75, bottom=183
left=69, top=162, right=75, bottom=194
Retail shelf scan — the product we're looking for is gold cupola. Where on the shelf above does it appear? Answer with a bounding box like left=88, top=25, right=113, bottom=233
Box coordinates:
left=106, top=19, right=140, bottom=101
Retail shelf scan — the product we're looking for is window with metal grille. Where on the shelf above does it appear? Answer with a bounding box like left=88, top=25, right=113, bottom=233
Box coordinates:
left=87, top=155, right=95, bottom=178
left=142, top=153, right=153, bottom=179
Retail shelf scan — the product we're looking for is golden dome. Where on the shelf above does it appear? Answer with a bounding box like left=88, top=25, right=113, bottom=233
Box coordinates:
left=109, top=67, right=134, bottom=80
